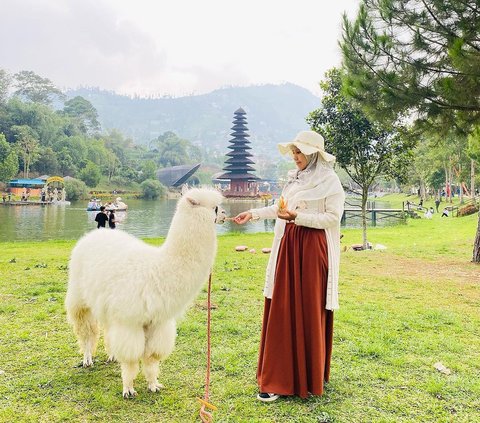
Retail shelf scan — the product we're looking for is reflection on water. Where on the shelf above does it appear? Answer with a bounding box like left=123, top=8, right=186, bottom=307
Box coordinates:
left=0, top=198, right=275, bottom=242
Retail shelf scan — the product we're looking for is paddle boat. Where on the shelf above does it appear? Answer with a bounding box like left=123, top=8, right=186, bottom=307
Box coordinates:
left=86, top=197, right=128, bottom=212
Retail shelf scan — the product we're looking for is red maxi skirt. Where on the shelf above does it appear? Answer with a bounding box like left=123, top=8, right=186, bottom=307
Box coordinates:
left=257, top=223, right=334, bottom=398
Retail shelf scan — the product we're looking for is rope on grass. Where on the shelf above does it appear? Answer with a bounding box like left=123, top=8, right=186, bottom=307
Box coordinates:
left=197, top=273, right=217, bottom=422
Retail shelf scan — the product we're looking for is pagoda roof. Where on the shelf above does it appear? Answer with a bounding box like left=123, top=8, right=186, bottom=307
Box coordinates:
left=228, top=142, right=251, bottom=147
left=225, top=158, right=255, bottom=164
left=226, top=149, right=253, bottom=155
left=227, top=143, right=252, bottom=150
left=234, top=107, right=246, bottom=114
left=230, top=132, right=250, bottom=137
left=223, top=163, right=255, bottom=173
left=217, top=172, right=259, bottom=180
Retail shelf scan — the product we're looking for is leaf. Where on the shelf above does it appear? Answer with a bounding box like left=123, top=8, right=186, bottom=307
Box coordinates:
left=434, top=362, right=451, bottom=375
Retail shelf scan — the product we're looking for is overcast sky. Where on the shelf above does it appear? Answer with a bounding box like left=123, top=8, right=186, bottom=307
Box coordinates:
left=1, top=0, right=359, bottom=97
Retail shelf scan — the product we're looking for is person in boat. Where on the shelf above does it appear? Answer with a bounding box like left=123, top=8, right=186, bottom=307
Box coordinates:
left=114, top=197, right=128, bottom=210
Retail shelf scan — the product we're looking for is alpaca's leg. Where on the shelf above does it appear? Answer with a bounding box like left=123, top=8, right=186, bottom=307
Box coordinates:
left=67, top=305, right=99, bottom=367
left=142, top=355, right=162, bottom=393
left=143, top=319, right=176, bottom=392
left=121, top=361, right=139, bottom=398
left=106, top=324, right=145, bottom=397
left=103, top=325, right=115, bottom=363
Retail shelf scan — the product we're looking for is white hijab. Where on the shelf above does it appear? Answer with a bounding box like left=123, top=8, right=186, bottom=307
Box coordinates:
left=272, top=152, right=343, bottom=239
left=282, top=152, right=343, bottom=209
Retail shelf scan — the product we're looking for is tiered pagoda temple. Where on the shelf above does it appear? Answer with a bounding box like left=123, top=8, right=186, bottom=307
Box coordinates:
left=218, top=108, right=259, bottom=197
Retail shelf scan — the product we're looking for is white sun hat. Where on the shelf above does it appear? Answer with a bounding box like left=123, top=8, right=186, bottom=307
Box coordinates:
left=277, top=130, right=336, bottom=162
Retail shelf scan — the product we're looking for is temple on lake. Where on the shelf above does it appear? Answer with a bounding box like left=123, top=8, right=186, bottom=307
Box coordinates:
left=218, top=108, right=259, bottom=198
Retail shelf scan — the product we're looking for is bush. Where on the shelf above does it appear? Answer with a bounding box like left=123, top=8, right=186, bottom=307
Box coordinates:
left=64, top=178, right=88, bottom=201
left=78, top=161, right=101, bottom=187
left=140, top=179, right=167, bottom=199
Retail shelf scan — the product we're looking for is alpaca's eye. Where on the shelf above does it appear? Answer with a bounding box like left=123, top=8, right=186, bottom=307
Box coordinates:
left=214, top=206, right=218, bottom=214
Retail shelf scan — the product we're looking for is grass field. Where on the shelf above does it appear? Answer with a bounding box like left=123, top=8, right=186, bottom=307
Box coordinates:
left=1, top=210, right=479, bottom=422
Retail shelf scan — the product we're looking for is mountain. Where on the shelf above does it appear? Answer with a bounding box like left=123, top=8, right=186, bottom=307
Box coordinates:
left=66, top=83, right=321, bottom=155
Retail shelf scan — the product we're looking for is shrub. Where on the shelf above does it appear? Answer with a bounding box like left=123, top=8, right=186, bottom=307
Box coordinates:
left=78, top=161, right=101, bottom=187
left=140, top=179, right=167, bottom=199
left=64, top=178, right=88, bottom=201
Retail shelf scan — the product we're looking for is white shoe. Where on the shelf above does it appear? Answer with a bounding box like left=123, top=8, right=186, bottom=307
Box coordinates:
left=257, top=392, right=280, bottom=402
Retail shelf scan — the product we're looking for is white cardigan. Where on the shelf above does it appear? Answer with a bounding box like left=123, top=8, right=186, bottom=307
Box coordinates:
left=251, top=191, right=345, bottom=310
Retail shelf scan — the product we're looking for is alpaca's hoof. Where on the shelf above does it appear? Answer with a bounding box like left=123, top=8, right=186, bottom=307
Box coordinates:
left=148, top=382, right=165, bottom=393
left=106, top=355, right=116, bottom=363
left=82, top=356, right=93, bottom=367
left=122, top=387, right=137, bottom=399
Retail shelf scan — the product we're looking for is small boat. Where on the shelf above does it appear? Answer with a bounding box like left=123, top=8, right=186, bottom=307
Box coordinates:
left=86, top=197, right=128, bottom=212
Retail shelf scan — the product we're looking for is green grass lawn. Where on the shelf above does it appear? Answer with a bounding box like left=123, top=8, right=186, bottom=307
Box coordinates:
left=1, top=212, right=479, bottom=422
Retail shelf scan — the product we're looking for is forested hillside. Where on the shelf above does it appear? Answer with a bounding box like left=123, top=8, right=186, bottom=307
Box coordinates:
left=66, top=83, right=320, bottom=154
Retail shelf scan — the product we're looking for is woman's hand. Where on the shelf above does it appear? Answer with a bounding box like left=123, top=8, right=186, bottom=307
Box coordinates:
left=277, top=209, right=297, bottom=222
left=233, top=211, right=252, bottom=225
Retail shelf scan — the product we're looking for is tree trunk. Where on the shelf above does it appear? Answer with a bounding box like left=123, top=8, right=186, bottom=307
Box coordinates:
left=473, top=212, right=480, bottom=263
left=444, top=165, right=450, bottom=203
left=419, top=180, right=426, bottom=203
left=471, top=159, right=475, bottom=199
left=362, top=188, right=368, bottom=250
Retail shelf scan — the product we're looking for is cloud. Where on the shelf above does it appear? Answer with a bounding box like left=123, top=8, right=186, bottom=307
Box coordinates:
left=1, top=0, right=167, bottom=93
left=0, top=0, right=359, bottom=96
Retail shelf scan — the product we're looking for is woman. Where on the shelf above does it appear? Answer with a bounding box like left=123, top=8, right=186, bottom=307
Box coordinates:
left=108, top=209, right=116, bottom=229
left=234, top=130, right=345, bottom=402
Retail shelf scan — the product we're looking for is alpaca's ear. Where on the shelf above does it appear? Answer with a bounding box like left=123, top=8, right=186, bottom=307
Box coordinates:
left=181, top=184, right=189, bottom=196
left=186, top=197, right=200, bottom=206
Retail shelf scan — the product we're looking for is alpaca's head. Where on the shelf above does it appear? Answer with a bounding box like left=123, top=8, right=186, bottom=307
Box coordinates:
left=178, top=187, right=226, bottom=224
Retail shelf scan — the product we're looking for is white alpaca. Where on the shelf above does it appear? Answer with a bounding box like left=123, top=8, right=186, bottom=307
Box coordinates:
left=65, top=187, right=226, bottom=398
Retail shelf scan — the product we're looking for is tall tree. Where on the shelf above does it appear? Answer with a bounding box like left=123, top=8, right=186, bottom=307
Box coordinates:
left=150, top=131, right=200, bottom=167
left=63, top=96, right=100, bottom=135
left=341, top=0, right=480, bottom=262
left=12, top=125, right=40, bottom=178
left=0, top=133, right=19, bottom=182
left=32, top=147, right=59, bottom=175
left=13, top=70, right=65, bottom=105
left=341, top=0, right=480, bottom=127
left=307, top=68, right=415, bottom=248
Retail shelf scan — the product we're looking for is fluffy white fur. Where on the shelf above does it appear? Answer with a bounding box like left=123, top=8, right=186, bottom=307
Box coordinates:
left=65, top=187, right=225, bottom=398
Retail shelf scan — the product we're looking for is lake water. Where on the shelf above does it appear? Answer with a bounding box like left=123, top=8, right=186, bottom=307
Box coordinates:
left=0, top=197, right=394, bottom=242
left=0, top=198, right=276, bottom=242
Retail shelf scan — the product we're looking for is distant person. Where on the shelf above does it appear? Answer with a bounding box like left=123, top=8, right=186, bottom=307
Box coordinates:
left=108, top=210, right=116, bottom=229
left=434, top=198, right=441, bottom=213
left=441, top=207, right=449, bottom=218
left=429, top=207, right=434, bottom=214
left=424, top=209, right=432, bottom=219
left=95, top=206, right=108, bottom=228
left=2, top=192, right=6, bottom=203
